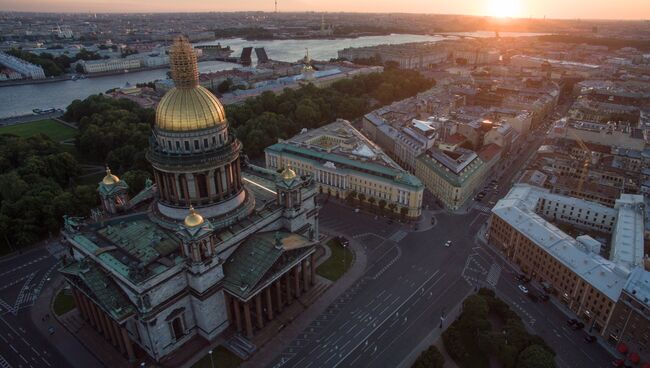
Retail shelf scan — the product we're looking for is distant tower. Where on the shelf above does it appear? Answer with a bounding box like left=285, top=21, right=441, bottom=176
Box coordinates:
left=275, top=0, right=278, bottom=13
left=302, top=48, right=315, bottom=81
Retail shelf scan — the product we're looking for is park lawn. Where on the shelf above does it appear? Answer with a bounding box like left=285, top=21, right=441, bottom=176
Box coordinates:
left=53, top=289, right=76, bottom=316
left=316, top=238, right=354, bottom=281
left=192, top=346, right=241, bottom=368
left=0, top=119, right=76, bottom=142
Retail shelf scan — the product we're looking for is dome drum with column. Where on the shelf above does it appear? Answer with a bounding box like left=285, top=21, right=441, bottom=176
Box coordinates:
left=149, top=36, right=251, bottom=223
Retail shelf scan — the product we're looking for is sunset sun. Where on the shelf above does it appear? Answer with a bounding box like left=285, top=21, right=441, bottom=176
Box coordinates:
left=487, top=0, right=522, bottom=17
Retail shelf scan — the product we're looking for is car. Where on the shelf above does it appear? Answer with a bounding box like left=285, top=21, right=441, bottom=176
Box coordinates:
left=567, top=318, right=578, bottom=326
left=444, top=240, right=452, bottom=247
left=518, top=285, right=529, bottom=294
left=539, top=294, right=550, bottom=302
left=571, top=322, right=585, bottom=330
left=584, top=334, right=596, bottom=343
left=527, top=293, right=539, bottom=302
left=612, top=359, right=625, bottom=367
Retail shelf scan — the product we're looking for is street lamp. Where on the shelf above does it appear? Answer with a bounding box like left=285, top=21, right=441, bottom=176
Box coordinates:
left=208, top=349, right=214, bottom=368
left=343, top=243, right=347, bottom=269
left=439, top=307, right=445, bottom=329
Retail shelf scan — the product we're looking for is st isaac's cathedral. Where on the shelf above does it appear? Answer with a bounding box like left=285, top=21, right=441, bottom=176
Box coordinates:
left=60, top=37, right=320, bottom=365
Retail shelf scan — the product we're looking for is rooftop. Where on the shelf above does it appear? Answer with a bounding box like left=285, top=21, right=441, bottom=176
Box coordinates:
left=266, top=119, right=422, bottom=190
left=492, top=184, right=647, bottom=302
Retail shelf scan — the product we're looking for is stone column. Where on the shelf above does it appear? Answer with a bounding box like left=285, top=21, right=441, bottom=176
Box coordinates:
left=121, top=327, right=136, bottom=362
left=243, top=302, right=254, bottom=338
left=275, top=280, right=283, bottom=312
left=294, top=266, right=301, bottom=298
left=265, top=288, right=273, bottom=320
left=112, top=321, right=126, bottom=354
left=88, top=301, right=102, bottom=333
left=175, top=174, right=183, bottom=203
left=302, top=259, right=310, bottom=291
left=255, top=294, right=264, bottom=330
left=310, top=253, right=316, bottom=286
left=101, top=312, right=118, bottom=347
left=285, top=273, right=293, bottom=303
left=220, top=168, right=228, bottom=199
left=186, top=173, right=197, bottom=199
left=79, top=294, right=94, bottom=325
left=224, top=293, right=233, bottom=325
left=233, top=298, right=242, bottom=333
left=208, top=170, right=217, bottom=200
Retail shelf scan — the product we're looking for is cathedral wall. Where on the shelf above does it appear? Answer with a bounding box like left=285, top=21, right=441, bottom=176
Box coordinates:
left=149, top=295, right=197, bottom=358
left=190, top=290, right=229, bottom=340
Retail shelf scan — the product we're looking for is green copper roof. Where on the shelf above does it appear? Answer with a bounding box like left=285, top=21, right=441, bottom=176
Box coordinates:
left=223, top=231, right=314, bottom=300
left=61, top=260, right=135, bottom=322
left=266, top=143, right=423, bottom=190
left=70, top=214, right=184, bottom=282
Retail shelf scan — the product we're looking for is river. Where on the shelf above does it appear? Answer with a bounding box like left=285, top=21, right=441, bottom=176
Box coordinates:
left=0, top=32, right=540, bottom=118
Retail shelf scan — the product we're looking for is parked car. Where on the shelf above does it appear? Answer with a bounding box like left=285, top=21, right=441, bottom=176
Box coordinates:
left=612, top=359, right=624, bottom=367
left=567, top=318, right=578, bottom=326
left=539, top=294, right=550, bottom=302
left=584, top=334, right=596, bottom=343
left=445, top=240, right=452, bottom=247
left=527, top=293, right=539, bottom=302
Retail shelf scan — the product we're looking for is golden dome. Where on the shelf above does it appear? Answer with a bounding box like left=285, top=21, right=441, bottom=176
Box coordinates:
left=184, top=205, right=205, bottom=227
left=156, top=86, right=227, bottom=131
left=280, top=166, right=297, bottom=181
left=155, top=36, right=227, bottom=132
left=102, top=166, right=120, bottom=185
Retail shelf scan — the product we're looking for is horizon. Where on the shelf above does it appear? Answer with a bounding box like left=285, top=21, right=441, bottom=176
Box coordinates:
left=0, top=0, right=649, bottom=21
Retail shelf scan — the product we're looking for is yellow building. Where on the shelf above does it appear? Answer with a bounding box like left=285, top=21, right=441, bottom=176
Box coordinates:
left=265, top=119, right=424, bottom=219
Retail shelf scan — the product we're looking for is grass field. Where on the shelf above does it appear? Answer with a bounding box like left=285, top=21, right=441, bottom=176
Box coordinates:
left=316, top=238, right=354, bottom=282
left=192, top=346, right=242, bottom=368
left=0, top=119, right=76, bottom=142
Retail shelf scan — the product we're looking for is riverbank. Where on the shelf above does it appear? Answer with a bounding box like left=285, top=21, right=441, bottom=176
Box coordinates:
left=0, top=75, right=71, bottom=88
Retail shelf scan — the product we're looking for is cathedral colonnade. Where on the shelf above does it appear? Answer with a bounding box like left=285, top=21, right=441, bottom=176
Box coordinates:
left=224, top=253, right=317, bottom=338
left=70, top=288, right=136, bottom=362
left=154, top=156, right=243, bottom=206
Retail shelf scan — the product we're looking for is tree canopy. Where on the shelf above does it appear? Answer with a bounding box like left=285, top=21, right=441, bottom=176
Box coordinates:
left=0, top=134, right=98, bottom=253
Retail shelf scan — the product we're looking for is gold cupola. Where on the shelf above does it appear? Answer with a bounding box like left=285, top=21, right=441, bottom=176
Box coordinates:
left=280, top=166, right=297, bottom=181
left=155, top=36, right=227, bottom=131
left=102, top=166, right=120, bottom=185
left=184, top=205, right=205, bottom=228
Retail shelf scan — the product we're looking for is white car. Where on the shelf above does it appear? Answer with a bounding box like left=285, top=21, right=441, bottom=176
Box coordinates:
left=518, top=285, right=529, bottom=294
left=444, top=240, right=452, bottom=247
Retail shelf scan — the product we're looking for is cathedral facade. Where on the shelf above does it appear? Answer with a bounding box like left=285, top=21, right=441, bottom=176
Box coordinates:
left=60, top=37, right=320, bottom=365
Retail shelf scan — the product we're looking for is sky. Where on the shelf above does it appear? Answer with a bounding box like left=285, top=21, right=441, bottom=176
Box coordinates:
left=0, top=0, right=648, bottom=20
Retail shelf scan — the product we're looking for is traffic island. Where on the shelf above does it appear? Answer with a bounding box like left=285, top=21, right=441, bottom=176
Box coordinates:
left=316, top=237, right=354, bottom=281
left=53, top=288, right=75, bottom=316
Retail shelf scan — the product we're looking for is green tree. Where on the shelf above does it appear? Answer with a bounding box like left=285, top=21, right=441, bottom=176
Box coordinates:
left=122, top=170, right=151, bottom=196
left=412, top=345, right=444, bottom=368
left=378, top=199, right=387, bottom=213
left=516, top=345, right=555, bottom=368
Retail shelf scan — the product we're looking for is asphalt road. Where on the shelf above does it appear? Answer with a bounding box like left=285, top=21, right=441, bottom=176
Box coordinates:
left=0, top=248, right=69, bottom=368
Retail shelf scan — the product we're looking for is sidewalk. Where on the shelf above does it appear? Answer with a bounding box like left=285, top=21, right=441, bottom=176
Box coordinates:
left=30, top=273, right=104, bottom=368
left=239, top=226, right=368, bottom=368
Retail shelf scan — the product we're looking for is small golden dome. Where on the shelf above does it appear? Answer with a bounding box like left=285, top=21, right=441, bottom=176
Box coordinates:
left=155, top=36, right=227, bottom=132
left=280, top=166, right=297, bottom=181
left=184, top=205, right=204, bottom=227
left=102, top=167, right=120, bottom=185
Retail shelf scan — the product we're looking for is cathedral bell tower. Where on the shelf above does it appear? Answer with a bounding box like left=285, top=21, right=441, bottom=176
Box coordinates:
left=97, top=166, right=129, bottom=215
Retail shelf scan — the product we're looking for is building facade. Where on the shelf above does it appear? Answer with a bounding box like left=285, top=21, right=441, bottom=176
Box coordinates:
left=487, top=184, right=648, bottom=361
left=265, top=119, right=424, bottom=219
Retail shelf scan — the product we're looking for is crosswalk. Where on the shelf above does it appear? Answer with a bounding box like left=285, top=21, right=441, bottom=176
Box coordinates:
left=474, top=204, right=493, bottom=214
left=486, top=263, right=502, bottom=287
